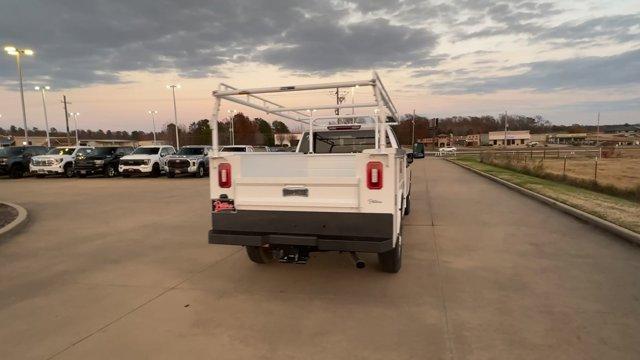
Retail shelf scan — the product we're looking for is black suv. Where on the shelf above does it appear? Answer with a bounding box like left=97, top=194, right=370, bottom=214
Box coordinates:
left=0, top=146, right=49, bottom=178
left=74, top=146, right=134, bottom=177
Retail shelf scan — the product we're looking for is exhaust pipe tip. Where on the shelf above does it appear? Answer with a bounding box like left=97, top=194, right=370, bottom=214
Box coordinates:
left=350, top=252, right=366, bottom=269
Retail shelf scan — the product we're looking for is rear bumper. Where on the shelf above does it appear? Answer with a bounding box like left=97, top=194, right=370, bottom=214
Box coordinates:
left=209, top=210, right=394, bottom=253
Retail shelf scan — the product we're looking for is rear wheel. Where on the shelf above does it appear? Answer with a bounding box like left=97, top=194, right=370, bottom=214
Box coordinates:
left=122, top=173, right=131, bottom=178
left=167, top=171, right=175, bottom=178
left=63, top=164, right=74, bottom=178
left=9, top=165, right=24, bottom=179
left=378, top=235, right=402, bottom=273
left=35, top=174, right=46, bottom=178
left=246, top=246, right=273, bottom=264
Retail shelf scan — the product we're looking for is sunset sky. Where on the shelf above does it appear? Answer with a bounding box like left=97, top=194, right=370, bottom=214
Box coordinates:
left=1, top=0, right=638, bottom=133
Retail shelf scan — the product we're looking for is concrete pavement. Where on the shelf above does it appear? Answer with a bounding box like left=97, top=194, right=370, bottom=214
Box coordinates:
left=0, top=158, right=639, bottom=359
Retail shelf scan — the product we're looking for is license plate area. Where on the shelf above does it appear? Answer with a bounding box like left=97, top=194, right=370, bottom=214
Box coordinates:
left=213, top=198, right=236, bottom=212
left=282, top=187, right=308, bottom=197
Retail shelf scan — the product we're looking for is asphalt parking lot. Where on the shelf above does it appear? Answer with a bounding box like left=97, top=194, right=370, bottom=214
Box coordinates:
left=1, top=158, right=639, bottom=359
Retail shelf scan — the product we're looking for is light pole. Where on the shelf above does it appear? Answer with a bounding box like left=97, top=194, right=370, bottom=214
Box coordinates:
left=69, top=112, right=80, bottom=145
left=4, top=46, right=34, bottom=144
left=227, top=109, right=237, bottom=145
left=35, top=86, right=51, bottom=147
left=596, top=111, right=601, bottom=158
left=412, top=109, right=416, bottom=145
left=351, top=85, right=359, bottom=115
left=147, top=110, right=158, bottom=144
left=503, top=111, right=508, bottom=148
left=167, top=84, right=181, bottom=149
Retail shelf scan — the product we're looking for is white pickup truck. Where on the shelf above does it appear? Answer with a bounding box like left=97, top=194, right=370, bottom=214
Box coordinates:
left=207, top=74, right=412, bottom=272
left=30, top=146, right=93, bottom=178
left=119, top=145, right=175, bottom=177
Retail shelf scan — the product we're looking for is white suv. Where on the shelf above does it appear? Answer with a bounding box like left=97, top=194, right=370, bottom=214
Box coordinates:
left=30, top=146, right=93, bottom=178
left=119, top=145, right=175, bottom=177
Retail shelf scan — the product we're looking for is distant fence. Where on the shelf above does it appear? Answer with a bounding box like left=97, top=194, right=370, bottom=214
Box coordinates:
left=455, top=147, right=640, bottom=202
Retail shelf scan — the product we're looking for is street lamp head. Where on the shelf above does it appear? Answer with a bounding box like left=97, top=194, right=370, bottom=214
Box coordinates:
left=4, top=46, right=34, bottom=56
left=34, top=86, right=40, bottom=90
left=44, top=85, right=50, bottom=90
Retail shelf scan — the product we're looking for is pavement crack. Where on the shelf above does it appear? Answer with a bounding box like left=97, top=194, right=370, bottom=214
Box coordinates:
left=46, top=248, right=242, bottom=359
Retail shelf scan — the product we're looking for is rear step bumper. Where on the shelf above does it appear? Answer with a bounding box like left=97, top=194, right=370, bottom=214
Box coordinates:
left=209, top=210, right=394, bottom=253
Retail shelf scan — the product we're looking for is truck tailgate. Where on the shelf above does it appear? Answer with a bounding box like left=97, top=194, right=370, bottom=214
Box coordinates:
left=213, top=153, right=362, bottom=211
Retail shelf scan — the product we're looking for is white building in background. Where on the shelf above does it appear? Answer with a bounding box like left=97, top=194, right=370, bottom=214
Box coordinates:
left=488, top=130, right=531, bottom=147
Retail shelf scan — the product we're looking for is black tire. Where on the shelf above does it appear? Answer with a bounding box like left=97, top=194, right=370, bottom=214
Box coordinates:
left=104, top=165, right=117, bottom=178
left=246, top=246, right=273, bottom=264
left=122, top=173, right=131, bottom=178
left=167, top=171, right=175, bottom=178
left=77, top=173, right=87, bottom=178
left=378, top=236, right=402, bottom=273
left=9, top=165, right=24, bottom=179
left=195, top=164, right=205, bottom=178
left=404, top=194, right=411, bottom=216
left=150, top=163, right=161, bottom=178
left=63, top=164, right=74, bottom=178
left=35, top=174, right=46, bottom=178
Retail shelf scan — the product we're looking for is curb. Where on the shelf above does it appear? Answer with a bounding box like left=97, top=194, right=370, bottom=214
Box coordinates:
left=447, top=159, right=640, bottom=246
left=0, top=202, right=29, bottom=241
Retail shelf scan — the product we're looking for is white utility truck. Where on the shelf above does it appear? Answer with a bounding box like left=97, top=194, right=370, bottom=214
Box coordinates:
left=207, top=73, right=412, bottom=272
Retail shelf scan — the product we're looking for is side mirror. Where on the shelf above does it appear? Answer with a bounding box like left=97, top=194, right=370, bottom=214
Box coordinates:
left=406, top=152, right=414, bottom=165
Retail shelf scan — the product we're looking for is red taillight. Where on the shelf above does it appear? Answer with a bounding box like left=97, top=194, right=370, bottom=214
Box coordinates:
left=366, top=161, right=383, bottom=190
left=218, top=163, right=231, bottom=188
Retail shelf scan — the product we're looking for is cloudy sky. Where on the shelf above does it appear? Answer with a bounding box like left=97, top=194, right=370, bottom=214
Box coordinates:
left=1, top=0, right=638, bottom=132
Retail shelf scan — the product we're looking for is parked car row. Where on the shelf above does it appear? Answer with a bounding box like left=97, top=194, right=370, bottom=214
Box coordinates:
left=0, top=144, right=216, bottom=179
